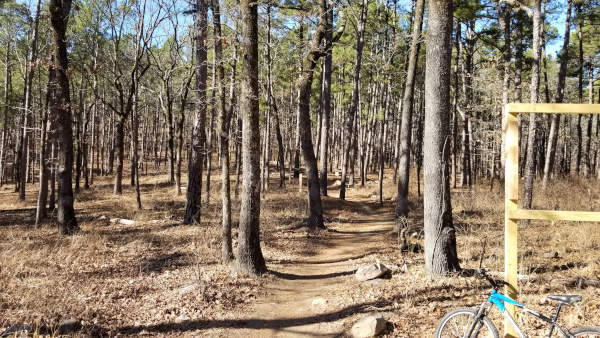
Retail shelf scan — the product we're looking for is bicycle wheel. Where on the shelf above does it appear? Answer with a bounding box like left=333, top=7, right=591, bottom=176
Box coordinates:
left=571, top=326, right=600, bottom=337
left=435, top=308, right=499, bottom=338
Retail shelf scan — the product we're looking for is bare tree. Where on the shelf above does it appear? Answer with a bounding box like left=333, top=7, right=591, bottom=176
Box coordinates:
left=339, top=0, right=367, bottom=201
left=542, top=0, right=572, bottom=189
left=49, top=0, right=78, bottom=235
left=319, top=1, right=333, bottom=196
left=395, top=0, right=424, bottom=222
left=17, top=0, right=42, bottom=200
left=522, top=0, right=542, bottom=212
left=212, top=0, right=235, bottom=262
left=236, top=0, right=266, bottom=275
left=184, top=0, right=208, bottom=225
left=423, top=0, right=459, bottom=276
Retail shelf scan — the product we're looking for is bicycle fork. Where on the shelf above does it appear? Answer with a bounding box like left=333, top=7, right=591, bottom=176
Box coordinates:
left=464, top=302, right=493, bottom=338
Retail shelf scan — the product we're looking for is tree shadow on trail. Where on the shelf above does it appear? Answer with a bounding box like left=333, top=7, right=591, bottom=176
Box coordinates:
left=117, top=301, right=389, bottom=335
left=267, top=269, right=355, bottom=280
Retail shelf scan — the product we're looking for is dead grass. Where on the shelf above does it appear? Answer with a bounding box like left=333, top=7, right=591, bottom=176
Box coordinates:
left=0, top=165, right=599, bottom=337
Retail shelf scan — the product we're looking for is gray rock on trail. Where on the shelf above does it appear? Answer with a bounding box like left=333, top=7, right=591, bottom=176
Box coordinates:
left=350, top=313, right=387, bottom=338
left=355, top=262, right=389, bottom=282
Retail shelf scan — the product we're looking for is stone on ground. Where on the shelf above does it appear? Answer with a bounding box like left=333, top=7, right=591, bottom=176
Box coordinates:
left=350, top=313, right=387, bottom=338
left=355, top=262, right=389, bottom=282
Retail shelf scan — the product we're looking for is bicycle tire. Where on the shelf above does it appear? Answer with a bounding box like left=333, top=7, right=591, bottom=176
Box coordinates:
left=571, top=326, right=600, bottom=337
left=435, top=307, right=499, bottom=338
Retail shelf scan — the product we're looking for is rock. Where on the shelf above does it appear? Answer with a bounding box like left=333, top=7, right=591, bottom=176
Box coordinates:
left=1, top=324, right=34, bottom=337
left=399, top=263, right=409, bottom=273
left=312, top=297, right=328, bottom=306
left=350, top=313, right=387, bottom=338
left=119, top=219, right=136, bottom=226
left=355, top=262, right=389, bottom=282
left=58, top=319, right=81, bottom=334
left=542, top=251, right=560, bottom=259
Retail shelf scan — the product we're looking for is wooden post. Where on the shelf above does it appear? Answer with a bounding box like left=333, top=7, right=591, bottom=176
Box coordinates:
left=502, top=103, right=600, bottom=338
left=504, top=107, right=519, bottom=338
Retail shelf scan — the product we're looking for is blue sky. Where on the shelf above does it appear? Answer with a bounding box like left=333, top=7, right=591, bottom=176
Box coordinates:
left=16, top=0, right=567, bottom=56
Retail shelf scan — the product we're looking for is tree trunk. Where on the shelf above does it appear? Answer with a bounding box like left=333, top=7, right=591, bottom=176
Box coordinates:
left=295, top=0, right=332, bottom=229
left=17, top=0, right=42, bottom=200
left=423, top=0, right=460, bottom=277
left=318, top=5, right=332, bottom=196
left=184, top=0, right=208, bottom=225
left=395, top=0, right=424, bottom=221
left=212, top=0, right=234, bottom=262
left=36, top=62, right=56, bottom=226
left=236, top=0, right=266, bottom=275
left=339, top=0, right=368, bottom=200
left=495, top=0, right=511, bottom=187
left=49, top=0, right=78, bottom=235
left=584, top=65, right=594, bottom=177
left=0, top=43, right=10, bottom=187
left=542, top=0, right=572, bottom=189
left=113, top=116, right=126, bottom=194
left=206, top=50, right=217, bottom=204
left=522, top=0, right=542, bottom=211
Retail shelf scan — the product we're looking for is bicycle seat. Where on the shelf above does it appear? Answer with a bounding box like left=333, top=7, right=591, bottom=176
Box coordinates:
left=548, top=295, right=582, bottom=305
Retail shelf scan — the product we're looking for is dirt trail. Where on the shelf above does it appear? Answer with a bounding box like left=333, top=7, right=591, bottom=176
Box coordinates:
left=228, top=198, right=395, bottom=337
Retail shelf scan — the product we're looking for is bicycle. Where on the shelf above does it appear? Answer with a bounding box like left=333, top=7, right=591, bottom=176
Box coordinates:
left=435, top=268, right=600, bottom=337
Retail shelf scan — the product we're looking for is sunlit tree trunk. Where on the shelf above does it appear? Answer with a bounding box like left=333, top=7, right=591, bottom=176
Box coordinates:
left=522, top=0, right=542, bottom=211
left=236, top=0, right=266, bottom=275
left=423, top=0, right=459, bottom=276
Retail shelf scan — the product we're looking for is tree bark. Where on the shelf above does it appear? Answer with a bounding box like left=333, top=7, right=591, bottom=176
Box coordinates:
left=495, top=0, right=511, bottom=187
left=0, top=43, right=10, bottom=187
left=542, top=0, right=571, bottom=189
left=395, top=0, right=424, bottom=221
left=36, top=61, right=56, bottom=226
left=18, top=0, right=42, bottom=200
left=295, top=0, right=332, bottom=229
left=184, top=0, right=208, bottom=225
left=522, top=0, right=542, bottom=211
left=319, top=6, right=332, bottom=196
left=423, top=0, right=460, bottom=277
left=212, top=0, right=234, bottom=262
left=49, top=0, right=78, bottom=235
left=236, top=0, right=266, bottom=275
left=339, top=0, right=368, bottom=200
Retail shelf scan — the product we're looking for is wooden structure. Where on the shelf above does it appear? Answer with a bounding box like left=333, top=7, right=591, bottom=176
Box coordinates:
left=504, top=103, right=600, bottom=337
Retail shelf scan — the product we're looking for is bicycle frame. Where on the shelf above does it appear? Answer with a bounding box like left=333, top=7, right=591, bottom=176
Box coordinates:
left=466, top=290, right=574, bottom=338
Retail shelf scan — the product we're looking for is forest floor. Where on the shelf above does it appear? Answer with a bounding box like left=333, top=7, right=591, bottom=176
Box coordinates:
left=1, top=165, right=599, bottom=337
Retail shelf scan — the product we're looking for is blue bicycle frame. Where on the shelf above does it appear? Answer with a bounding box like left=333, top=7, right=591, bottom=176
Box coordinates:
left=470, top=290, right=573, bottom=338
